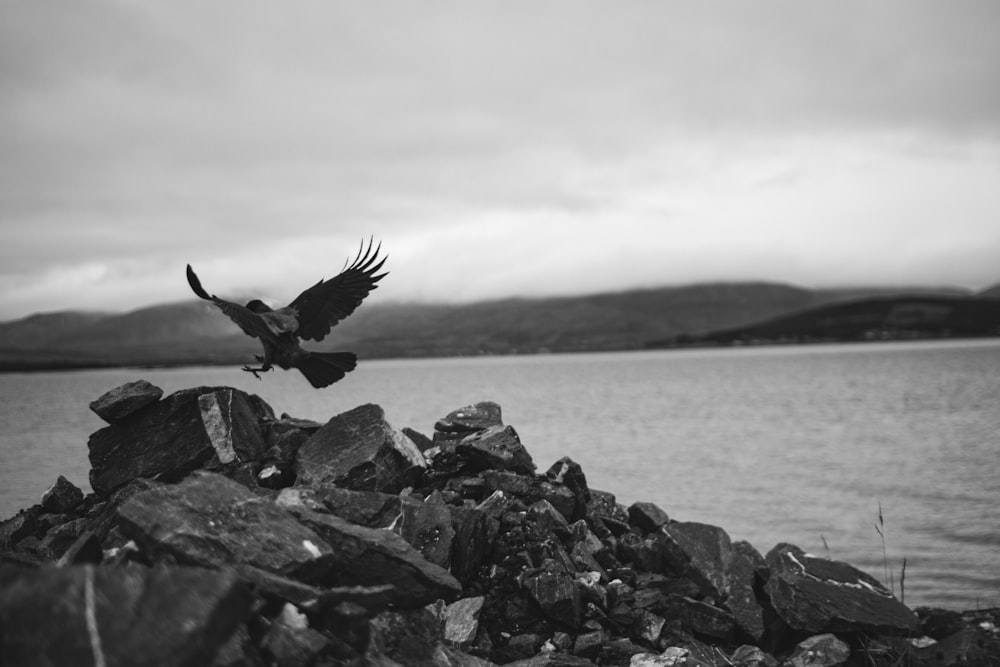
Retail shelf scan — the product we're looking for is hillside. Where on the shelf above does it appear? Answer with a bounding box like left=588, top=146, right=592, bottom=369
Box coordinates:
left=0, top=282, right=990, bottom=371
left=649, top=294, right=1000, bottom=347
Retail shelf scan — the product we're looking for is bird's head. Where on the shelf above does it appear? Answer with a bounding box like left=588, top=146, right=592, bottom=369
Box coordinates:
left=245, top=299, right=273, bottom=314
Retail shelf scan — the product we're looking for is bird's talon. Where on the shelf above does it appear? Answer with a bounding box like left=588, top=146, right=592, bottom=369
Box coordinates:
left=241, top=365, right=263, bottom=380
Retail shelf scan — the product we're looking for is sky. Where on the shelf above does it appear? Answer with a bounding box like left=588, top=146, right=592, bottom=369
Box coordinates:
left=1, top=1, right=999, bottom=320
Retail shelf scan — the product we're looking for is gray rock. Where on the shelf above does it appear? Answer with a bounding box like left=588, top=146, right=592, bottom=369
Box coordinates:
left=262, top=623, right=331, bottom=667
left=764, top=543, right=919, bottom=634
left=117, top=471, right=336, bottom=582
left=0, top=564, right=250, bottom=667
left=452, top=425, right=537, bottom=475
left=88, top=386, right=266, bottom=496
left=523, top=560, right=581, bottom=628
left=295, top=403, right=426, bottom=492
left=450, top=505, right=500, bottom=586
left=660, top=594, right=738, bottom=640
left=88, top=379, right=163, bottom=423
left=293, top=484, right=404, bottom=528
left=396, top=493, right=455, bottom=568
left=784, top=634, right=851, bottom=667
left=278, top=493, right=461, bottom=607
left=444, top=596, right=486, bottom=647
left=731, top=645, right=778, bottom=667
left=628, top=501, right=670, bottom=533
left=434, top=401, right=504, bottom=446
left=40, top=475, right=84, bottom=514
left=725, top=541, right=767, bottom=642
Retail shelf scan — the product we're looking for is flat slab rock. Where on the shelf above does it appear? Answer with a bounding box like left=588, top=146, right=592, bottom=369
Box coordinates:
left=295, top=403, right=426, bottom=493
left=0, top=564, right=250, bottom=667
left=88, top=386, right=266, bottom=496
left=765, top=543, right=919, bottom=634
left=89, top=379, right=164, bottom=424
left=116, top=471, right=337, bottom=583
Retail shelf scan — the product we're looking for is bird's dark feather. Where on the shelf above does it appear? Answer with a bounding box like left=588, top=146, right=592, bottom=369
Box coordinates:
left=186, top=264, right=279, bottom=342
left=288, top=238, right=388, bottom=342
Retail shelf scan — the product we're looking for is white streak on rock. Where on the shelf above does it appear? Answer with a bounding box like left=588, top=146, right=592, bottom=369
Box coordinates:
left=84, top=566, right=107, bottom=667
left=199, top=391, right=236, bottom=464
left=302, top=539, right=322, bottom=558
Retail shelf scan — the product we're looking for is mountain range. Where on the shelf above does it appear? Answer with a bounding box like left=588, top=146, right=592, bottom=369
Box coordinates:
left=1, top=281, right=998, bottom=371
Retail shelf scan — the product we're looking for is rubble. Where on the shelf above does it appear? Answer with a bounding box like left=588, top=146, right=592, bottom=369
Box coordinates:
left=1, top=384, right=996, bottom=666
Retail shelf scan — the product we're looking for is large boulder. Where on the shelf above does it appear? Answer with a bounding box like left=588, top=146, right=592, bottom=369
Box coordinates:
left=88, top=386, right=267, bottom=496
left=116, top=472, right=336, bottom=583
left=0, top=564, right=250, bottom=667
left=295, top=403, right=426, bottom=493
left=764, top=543, right=919, bottom=634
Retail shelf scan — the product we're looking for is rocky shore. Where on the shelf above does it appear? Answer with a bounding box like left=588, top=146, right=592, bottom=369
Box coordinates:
left=1, top=381, right=997, bottom=666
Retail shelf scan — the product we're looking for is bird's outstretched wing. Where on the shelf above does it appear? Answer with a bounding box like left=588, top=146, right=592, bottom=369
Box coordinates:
left=186, top=264, right=277, bottom=342
left=288, top=239, right=388, bottom=342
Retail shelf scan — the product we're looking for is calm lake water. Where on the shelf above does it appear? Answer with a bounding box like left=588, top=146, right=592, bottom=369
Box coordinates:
left=1, top=339, right=998, bottom=610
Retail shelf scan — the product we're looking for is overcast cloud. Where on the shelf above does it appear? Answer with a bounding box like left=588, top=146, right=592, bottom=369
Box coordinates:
left=1, top=1, right=999, bottom=319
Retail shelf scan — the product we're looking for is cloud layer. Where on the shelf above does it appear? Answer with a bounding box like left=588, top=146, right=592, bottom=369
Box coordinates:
left=1, top=1, right=999, bottom=319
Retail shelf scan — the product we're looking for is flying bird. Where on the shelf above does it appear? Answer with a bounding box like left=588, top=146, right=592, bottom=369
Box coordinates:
left=186, top=240, right=387, bottom=388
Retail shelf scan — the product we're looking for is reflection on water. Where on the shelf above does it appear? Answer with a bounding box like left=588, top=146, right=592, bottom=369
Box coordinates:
left=1, top=338, right=997, bottom=609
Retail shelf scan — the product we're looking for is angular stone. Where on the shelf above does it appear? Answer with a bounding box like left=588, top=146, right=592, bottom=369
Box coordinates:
left=764, top=544, right=919, bottom=634
left=587, top=489, right=630, bottom=532
left=367, top=606, right=446, bottom=665
left=235, top=564, right=396, bottom=615
left=295, top=484, right=404, bottom=528
left=725, top=541, right=766, bottom=642
left=659, top=522, right=730, bottom=598
left=88, top=379, right=163, bottom=424
left=528, top=499, right=571, bottom=539
left=40, top=476, right=84, bottom=514
left=453, top=425, right=536, bottom=475
left=0, top=564, right=251, bottom=667
left=88, top=386, right=266, bottom=496
left=262, top=624, right=331, bottom=667
left=117, top=471, right=335, bottom=582
left=444, top=596, right=485, bottom=647
left=628, top=502, right=670, bottom=533
left=785, top=634, right=851, bottom=667
left=523, top=560, right=581, bottom=628
left=450, top=505, right=500, bottom=586
left=295, top=403, right=425, bottom=493
left=434, top=401, right=504, bottom=445
left=545, top=457, right=590, bottom=502
left=396, top=493, right=454, bottom=568
left=278, top=495, right=461, bottom=607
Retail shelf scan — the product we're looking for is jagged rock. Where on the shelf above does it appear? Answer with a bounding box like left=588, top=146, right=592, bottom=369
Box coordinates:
left=587, top=489, right=630, bottom=535
left=633, top=608, right=667, bottom=644
left=598, top=638, right=651, bottom=665
left=295, top=403, right=426, bottom=493
left=444, top=596, right=486, bottom=646
left=404, top=426, right=437, bottom=452
left=117, top=471, right=336, bottom=582
left=545, top=457, right=591, bottom=522
left=235, top=564, right=396, bottom=616
left=37, top=517, right=88, bottom=559
left=784, top=634, right=850, bottom=667
left=764, top=543, right=919, bottom=634
left=88, top=379, right=164, bottom=424
left=916, top=620, right=1000, bottom=667
left=529, top=499, right=572, bottom=539
left=506, top=653, right=595, bottom=666
left=630, top=647, right=695, bottom=667
left=0, top=564, right=250, bottom=667
left=524, top=559, right=582, bottom=628
left=287, top=485, right=404, bottom=528
left=0, top=508, right=39, bottom=550
left=656, top=522, right=765, bottom=641
left=725, top=541, right=766, bottom=641
left=40, top=476, right=84, bottom=514
left=447, top=425, right=536, bottom=475
left=88, top=386, right=267, bottom=496
left=450, top=505, right=500, bottom=587
left=628, top=502, right=670, bottom=534
left=434, top=401, right=505, bottom=446
left=278, top=493, right=461, bottom=607
left=397, top=492, right=455, bottom=568
left=55, top=529, right=103, bottom=566
left=917, top=607, right=966, bottom=640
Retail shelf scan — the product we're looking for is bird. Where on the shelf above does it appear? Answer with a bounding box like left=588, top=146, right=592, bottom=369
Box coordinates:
left=186, top=239, right=387, bottom=388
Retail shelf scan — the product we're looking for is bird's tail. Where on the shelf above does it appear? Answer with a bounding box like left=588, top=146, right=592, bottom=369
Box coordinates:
left=294, top=351, right=358, bottom=388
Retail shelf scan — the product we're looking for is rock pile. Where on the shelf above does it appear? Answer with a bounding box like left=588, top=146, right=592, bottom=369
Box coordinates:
left=1, top=381, right=997, bottom=666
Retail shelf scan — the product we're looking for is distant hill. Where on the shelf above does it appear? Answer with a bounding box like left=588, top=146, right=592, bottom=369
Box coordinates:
left=649, top=294, right=1000, bottom=347
left=0, top=281, right=992, bottom=371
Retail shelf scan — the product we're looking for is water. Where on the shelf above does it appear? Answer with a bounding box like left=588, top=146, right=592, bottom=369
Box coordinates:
left=1, top=339, right=997, bottom=610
